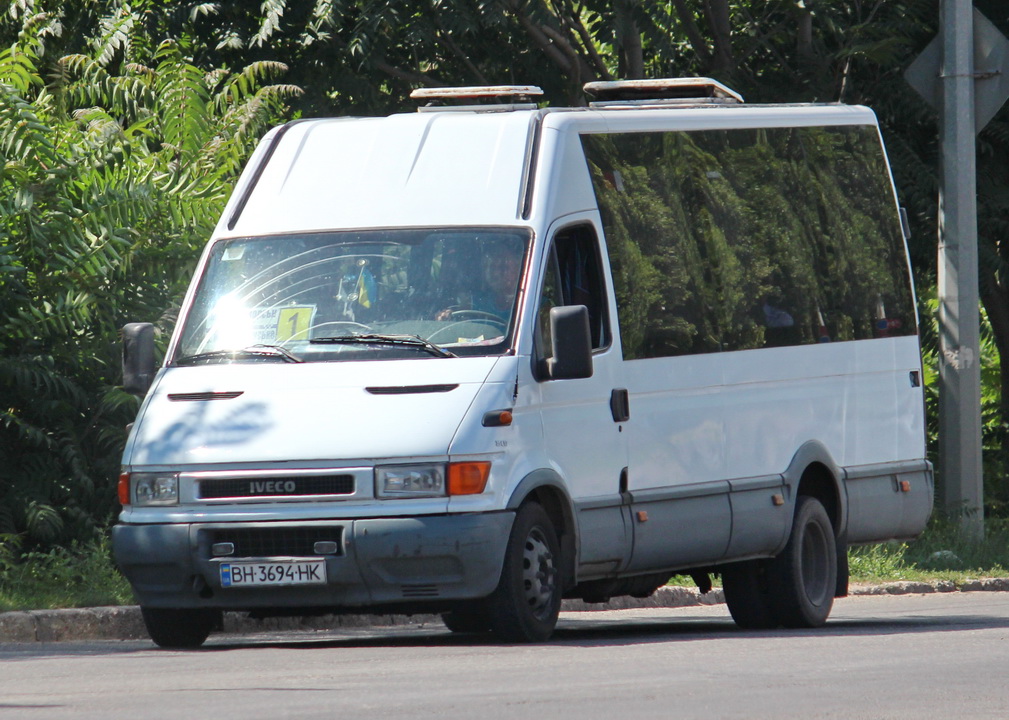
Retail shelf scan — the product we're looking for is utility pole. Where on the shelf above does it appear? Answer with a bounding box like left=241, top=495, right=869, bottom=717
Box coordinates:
left=937, top=0, right=983, bottom=539
left=906, top=4, right=1009, bottom=539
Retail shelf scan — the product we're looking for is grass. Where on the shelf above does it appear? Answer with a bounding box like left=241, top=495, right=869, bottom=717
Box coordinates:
left=2, top=519, right=1009, bottom=612
left=848, top=517, right=1009, bottom=585
left=0, top=535, right=134, bottom=613
left=672, top=517, right=1009, bottom=590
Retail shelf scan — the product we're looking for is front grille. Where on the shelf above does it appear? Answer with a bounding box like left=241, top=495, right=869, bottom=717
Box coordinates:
left=207, top=526, right=343, bottom=558
left=168, top=391, right=244, bottom=402
left=198, top=475, right=355, bottom=499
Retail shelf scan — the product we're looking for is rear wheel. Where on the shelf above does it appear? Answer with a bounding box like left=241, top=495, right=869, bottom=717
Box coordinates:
left=835, top=535, right=850, bottom=598
left=486, top=503, right=562, bottom=642
left=768, top=496, right=837, bottom=628
left=722, top=560, right=776, bottom=629
left=141, top=607, right=217, bottom=649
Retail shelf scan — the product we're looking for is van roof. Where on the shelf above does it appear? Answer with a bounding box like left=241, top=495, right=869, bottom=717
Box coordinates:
left=217, top=99, right=879, bottom=240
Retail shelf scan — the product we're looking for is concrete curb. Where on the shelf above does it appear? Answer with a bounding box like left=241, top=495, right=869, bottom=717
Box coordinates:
left=2, top=579, right=1007, bottom=643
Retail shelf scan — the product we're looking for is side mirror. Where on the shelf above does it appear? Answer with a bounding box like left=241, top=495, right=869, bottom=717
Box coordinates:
left=546, top=305, right=593, bottom=380
left=122, top=323, right=156, bottom=396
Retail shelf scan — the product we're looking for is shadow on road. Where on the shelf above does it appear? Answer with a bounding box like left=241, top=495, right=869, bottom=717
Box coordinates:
left=195, top=604, right=1009, bottom=652
left=5, top=596, right=1009, bottom=657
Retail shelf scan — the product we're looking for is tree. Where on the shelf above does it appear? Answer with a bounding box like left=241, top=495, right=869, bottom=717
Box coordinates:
left=5, top=0, right=1009, bottom=529
left=0, top=6, right=300, bottom=545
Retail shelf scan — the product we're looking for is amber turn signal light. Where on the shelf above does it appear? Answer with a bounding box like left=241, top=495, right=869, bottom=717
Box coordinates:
left=117, top=473, right=130, bottom=506
left=482, top=410, right=513, bottom=427
left=447, top=462, right=491, bottom=495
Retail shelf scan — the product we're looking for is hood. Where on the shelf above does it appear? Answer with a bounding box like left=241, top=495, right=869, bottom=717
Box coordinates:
left=125, top=357, right=506, bottom=467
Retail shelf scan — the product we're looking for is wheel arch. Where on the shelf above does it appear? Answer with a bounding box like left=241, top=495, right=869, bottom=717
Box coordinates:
left=783, top=441, right=847, bottom=538
left=506, top=469, right=577, bottom=591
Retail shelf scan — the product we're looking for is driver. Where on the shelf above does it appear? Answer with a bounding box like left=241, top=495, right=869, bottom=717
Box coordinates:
left=436, top=243, right=522, bottom=322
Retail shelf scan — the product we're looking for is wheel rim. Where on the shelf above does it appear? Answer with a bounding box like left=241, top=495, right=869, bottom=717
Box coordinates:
left=521, top=526, right=556, bottom=620
left=800, top=519, right=831, bottom=607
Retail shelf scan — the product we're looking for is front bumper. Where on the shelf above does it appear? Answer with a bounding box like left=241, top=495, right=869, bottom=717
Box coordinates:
left=112, top=512, right=514, bottom=610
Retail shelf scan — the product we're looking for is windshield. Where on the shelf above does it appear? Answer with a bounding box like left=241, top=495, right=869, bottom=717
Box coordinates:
left=173, top=228, right=529, bottom=364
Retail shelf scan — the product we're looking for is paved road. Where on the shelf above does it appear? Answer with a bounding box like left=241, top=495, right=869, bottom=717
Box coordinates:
left=2, top=593, right=1008, bottom=719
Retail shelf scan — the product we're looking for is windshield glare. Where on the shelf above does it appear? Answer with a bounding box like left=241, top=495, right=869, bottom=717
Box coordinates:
left=174, top=228, right=529, bottom=363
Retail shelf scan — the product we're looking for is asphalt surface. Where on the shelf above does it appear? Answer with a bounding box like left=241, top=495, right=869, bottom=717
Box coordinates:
left=3, top=578, right=1008, bottom=644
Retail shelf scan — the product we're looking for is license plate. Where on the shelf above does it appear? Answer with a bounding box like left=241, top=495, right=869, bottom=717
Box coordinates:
left=220, top=559, right=327, bottom=587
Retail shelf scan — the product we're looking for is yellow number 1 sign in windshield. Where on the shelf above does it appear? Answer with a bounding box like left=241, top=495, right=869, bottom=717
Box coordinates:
left=276, top=306, right=315, bottom=342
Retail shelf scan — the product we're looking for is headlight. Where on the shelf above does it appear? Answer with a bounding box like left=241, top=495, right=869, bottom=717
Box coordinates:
left=131, top=472, right=180, bottom=506
left=376, top=464, right=446, bottom=498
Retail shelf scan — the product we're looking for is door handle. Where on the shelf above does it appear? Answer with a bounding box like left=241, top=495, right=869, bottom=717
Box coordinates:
left=610, top=388, right=630, bottom=423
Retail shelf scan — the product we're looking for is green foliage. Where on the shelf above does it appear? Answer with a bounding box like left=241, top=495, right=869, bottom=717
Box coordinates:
left=850, top=517, right=1009, bottom=584
left=0, top=6, right=300, bottom=549
left=172, top=0, right=1008, bottom=517
left=847, top=542, right=909, bottom=583
left=918, top=289, right=1009, bottom=516
left=2, top=0, right=1009, bottom=569
left=0, top=533, right=133, bottom=611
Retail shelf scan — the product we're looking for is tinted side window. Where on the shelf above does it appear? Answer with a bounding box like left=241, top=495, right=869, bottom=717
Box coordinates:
left=536, top=224, right=611, bottom=359
left=581, top=126, right=916, bottom=360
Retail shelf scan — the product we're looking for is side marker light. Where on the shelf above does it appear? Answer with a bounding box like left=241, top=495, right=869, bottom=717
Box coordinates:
left=482, top=410, right=513, bottom=427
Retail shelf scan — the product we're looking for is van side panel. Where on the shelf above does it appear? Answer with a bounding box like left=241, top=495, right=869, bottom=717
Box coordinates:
left=726, top=474, right=790, bottom=557
left=566, top=115, right=928, bottom=569
left=625, top=483, right=732, bottom=571
left=536, top=121, right=600, bottom=221
left=844, top=461, right=933, bottom=542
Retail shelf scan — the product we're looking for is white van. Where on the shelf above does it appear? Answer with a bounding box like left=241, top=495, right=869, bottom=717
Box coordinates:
left=114, top=78, right=932, bottom=648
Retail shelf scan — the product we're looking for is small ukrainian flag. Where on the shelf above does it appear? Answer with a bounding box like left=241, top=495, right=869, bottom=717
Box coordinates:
left=357, top=269, right=377, bottom=308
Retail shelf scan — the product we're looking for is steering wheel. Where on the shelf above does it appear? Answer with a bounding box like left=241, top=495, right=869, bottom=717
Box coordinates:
left=450, top=309, right=507, bottom=324
left=427, top=318, right=507, bottom=345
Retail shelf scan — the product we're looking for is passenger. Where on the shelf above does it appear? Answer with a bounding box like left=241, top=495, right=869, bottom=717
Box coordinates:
left=762, top=297, right=794, bottom=328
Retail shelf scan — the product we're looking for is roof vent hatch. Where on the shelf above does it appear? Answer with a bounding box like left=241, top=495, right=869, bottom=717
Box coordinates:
left=584, top=77, right=744, bottom=107
left=411, top=85, right=544, bottom=113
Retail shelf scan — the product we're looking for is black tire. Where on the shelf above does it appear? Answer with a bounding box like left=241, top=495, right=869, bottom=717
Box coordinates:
left=835, top=535, right=850, bottom=598
left=722, top=560, right=777, bottom=630
left=486, top=503, right=562, bottom=642
left=141, top=607, right=217, bottom=649
left=767, top=496, right=837, bottom=628
left=441, top=611, right=491, bottom=634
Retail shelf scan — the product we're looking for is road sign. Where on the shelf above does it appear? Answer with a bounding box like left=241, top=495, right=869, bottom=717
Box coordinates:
left=905, top=7, right=1009, bottom=134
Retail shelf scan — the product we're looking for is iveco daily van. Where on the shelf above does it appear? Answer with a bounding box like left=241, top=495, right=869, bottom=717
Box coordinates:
left=114, top=78, right=932, bottom=647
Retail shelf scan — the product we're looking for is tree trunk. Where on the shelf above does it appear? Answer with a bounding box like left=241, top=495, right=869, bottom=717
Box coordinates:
left=704, top=0, right=734, bottom=73
left=615, top=1, right=644, bottom=79
left=796, top=2, right=814, bottom=61
left=504, top=0, right=596, bottom=103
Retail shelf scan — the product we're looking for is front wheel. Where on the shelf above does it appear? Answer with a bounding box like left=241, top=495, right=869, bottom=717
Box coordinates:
left=141, top=607, right=218, bottom=649
left=486, top=503, right=562, bottom=642
left=441, top=611, right=491, bottom=634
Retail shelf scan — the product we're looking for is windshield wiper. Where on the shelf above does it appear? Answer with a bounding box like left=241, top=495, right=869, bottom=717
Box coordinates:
left=174, top=344, right=304, bottom=366
left=309, top=333, right=457, bottom=358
